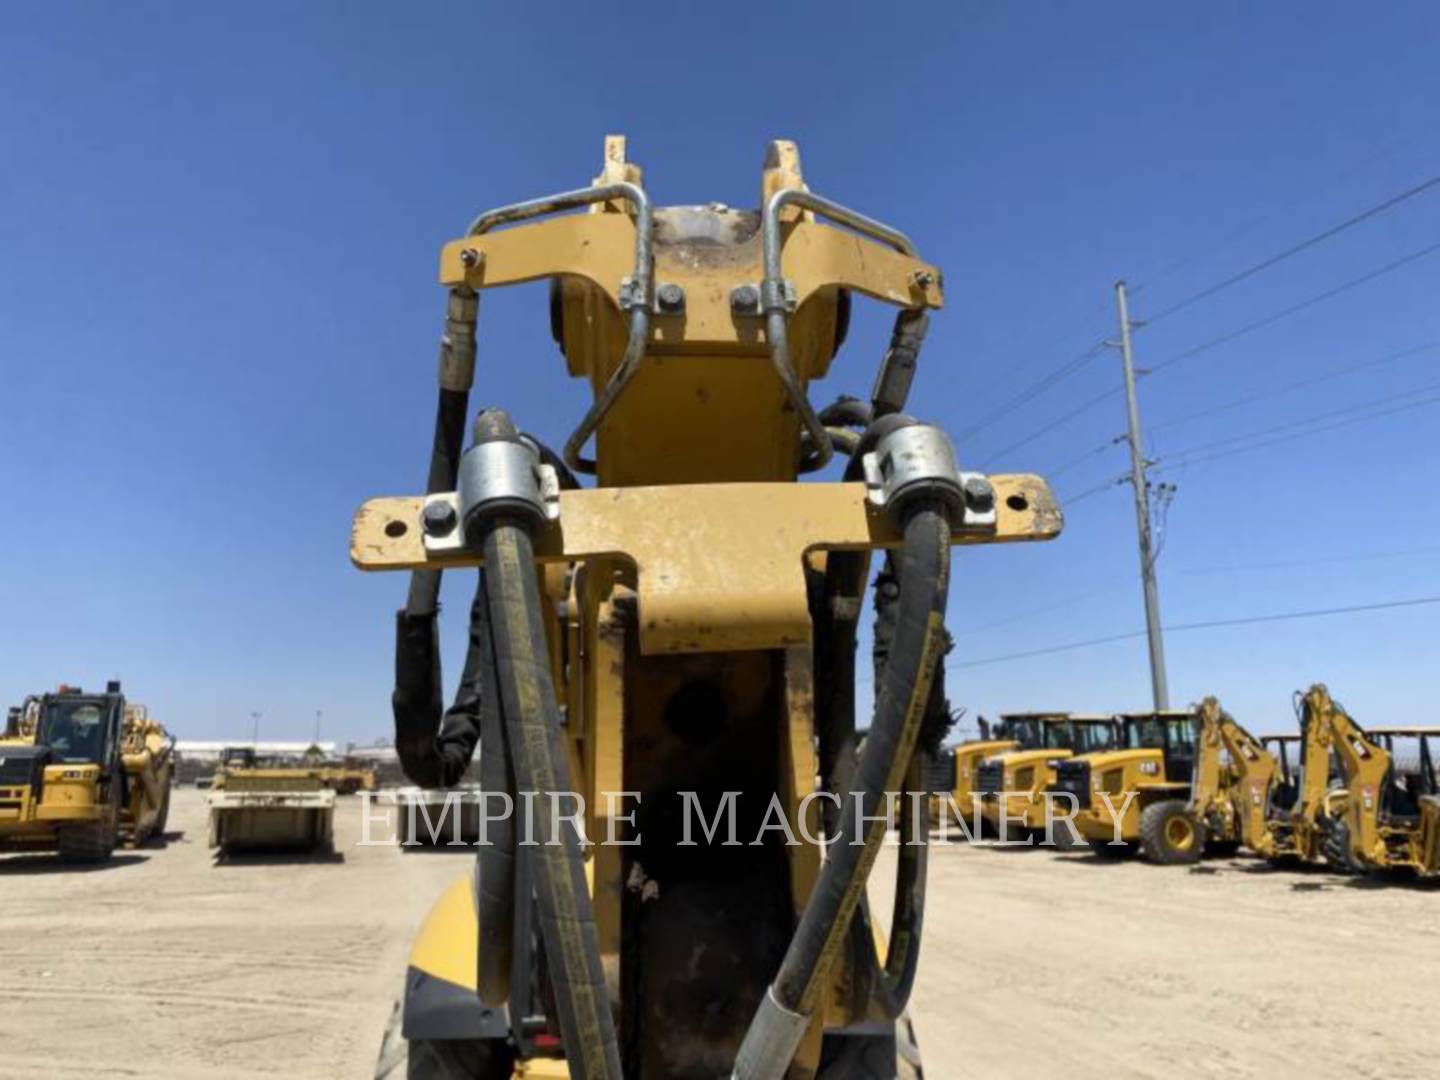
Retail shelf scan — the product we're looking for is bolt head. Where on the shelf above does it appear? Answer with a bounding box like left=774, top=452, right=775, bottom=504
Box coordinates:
left=657, top=283, right=685, bottom=312
left=459, top=248, right=482, bottom=269
left=422, top=500, right=458, bottom=536
left=730, top=284, right=760, bottom=312
left=962, top=476, right=995, bottom=512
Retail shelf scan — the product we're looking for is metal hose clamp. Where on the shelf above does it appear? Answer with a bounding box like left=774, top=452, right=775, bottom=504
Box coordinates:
left=861, top=423, right=972, bottom=526
left=762, top=189, right=919, bottom=474
left=420, top=437, right=559, bottom=554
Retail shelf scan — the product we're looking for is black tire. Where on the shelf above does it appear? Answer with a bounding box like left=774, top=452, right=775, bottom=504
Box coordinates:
left=998, top=819, right=1031, bottom=844
left=153, top=776, right=172, bottom=837
left=1140, top=800, right=1204, bottom=865
left=373, top=1000, right=513, bottom=1080
left=58, top=791, right=119, bottom=864
left=1204, top=837, right=1242, bottom=858
left=1048, top=821, right=1083, bottom=850
left=1321, top=818, right=1363, bottom=874
left=1087, top=837, right=1136, bottom=859
left=817, top=1014, right=924, bottom=1079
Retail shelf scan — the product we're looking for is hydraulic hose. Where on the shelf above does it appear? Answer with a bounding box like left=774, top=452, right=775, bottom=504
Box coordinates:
left=393, top=287, right=478, bottom=786
left=475, top=432, right=576, bottom=1008
left=734, top=499, right=951, bottom=1079
left=471, top=411, right=622, bottom=1080
left=474, top=569, right=516, bottom=1006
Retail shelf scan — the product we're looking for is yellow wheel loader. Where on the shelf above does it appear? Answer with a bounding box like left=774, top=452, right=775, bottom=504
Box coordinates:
left=0, top=681, right=169, bottom=863
left=1317, top=685, right=1440, bottom=879
left=352, top=137, right=1061, bottom=1078
left=1051, top=709, right=1198, bottom=858
left=973, top=713, right=1119, bottom=842
left=206, top=746, right=336, bottom=853
left=929, top=716, right=1030, bottom=834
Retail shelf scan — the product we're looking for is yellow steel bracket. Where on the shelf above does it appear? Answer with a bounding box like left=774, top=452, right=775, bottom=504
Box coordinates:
left=352, top=477, right=1060, bottom=655
left=437, top=217, right=944, bottom=312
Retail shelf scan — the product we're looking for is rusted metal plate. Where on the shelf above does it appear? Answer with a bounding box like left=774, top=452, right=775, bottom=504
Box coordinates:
left=351, top=477, right=1060, bottom=655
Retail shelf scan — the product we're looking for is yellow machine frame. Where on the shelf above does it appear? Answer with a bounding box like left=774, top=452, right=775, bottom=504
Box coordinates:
left=357, top=137, right=1061, bottom=1078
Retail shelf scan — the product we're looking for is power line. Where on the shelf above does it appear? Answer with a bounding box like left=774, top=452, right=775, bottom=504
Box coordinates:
left=956, top=341, right=1106, bottom=442
left=1154, top=384, right=1440, bottom=474
left=1142, top=174, right=1440, bottom=325
left=1179, top=544, right=1440, bottom=575
left=956, top=545, right=1440, bottom=638
left=951, top=595, right=1440, bottom=669
left=1059, top=474, right=1126, bottom=507
left=1149, top=341, right=1440, bottom=432
left=1149, top=239, right=1440, bottom=376
left=1132, top=122, right=1438, bottom=296
left=1040, top=435, right=1124, bottom=480
left=976, top=384, right=1123, bottom=468
left=937, top=298, right=1112, bottom=424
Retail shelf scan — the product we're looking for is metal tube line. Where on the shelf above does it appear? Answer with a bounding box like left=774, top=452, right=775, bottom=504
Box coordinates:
left=465, top=182, right=655, bottom=475
left=762, top=188, right=918, bottom=473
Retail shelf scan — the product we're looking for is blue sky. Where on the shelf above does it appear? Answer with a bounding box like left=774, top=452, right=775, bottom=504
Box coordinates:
left=2, top=3, right=1437, bottom=743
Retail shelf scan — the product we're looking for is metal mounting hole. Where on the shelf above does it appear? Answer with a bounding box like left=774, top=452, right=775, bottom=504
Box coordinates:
left=384, top=520, right=408, bottom=538
left=1005, top=494, right=1029, bottom=512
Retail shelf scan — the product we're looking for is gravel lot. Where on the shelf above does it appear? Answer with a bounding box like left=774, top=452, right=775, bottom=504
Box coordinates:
left=3, top=788, right=1436, bottom=1078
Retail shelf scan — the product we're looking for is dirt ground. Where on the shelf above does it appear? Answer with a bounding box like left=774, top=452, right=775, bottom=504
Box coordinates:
left=2, top=790, right=1437, bottom=1079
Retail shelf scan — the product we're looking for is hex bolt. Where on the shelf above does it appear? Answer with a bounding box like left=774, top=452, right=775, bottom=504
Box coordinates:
left=730, top=284, right=760, bottom=313
left=657, top=283, right=685, bottom=312
left=422, top=500, right=458, bottom=536
left=962, top=476, right=996, bottom=513
left=459, top=248, right=483, bottom=269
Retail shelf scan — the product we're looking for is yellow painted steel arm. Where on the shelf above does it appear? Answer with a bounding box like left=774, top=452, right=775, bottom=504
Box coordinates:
left=352, top=477, right=1060, bottom=655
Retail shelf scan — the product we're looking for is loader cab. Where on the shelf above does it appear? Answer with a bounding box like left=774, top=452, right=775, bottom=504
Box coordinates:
left=222, top=746, right=259, bottom=771
left=992, top=712, right=1068, bottom=752
left=1048, top=715, right=1121, bottom=754
left=1365, top=727, right=1440, bottom=824
left=37, top=682, right=125, bottom=768
left=1262, top=734, right=1303, bottom=812
left=1120, top=711, right=1198, bottom=785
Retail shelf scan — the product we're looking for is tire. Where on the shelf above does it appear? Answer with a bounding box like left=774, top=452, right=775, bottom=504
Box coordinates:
left=998, top=819, right=1030, bottom=844
left=1140, top=800, right=1204, bottom=865
left=1321, top=818, right=1363, bottom=874
left=816, top=1014, right=924, bottom=1079
left=153, top=777, right=172, bottom=837
left=1087, top=837, right=1136, bottom=859
left=58, top=791, right=120, bottom=864
left=373, top=1000, right=513, bottom=1080
left=1048, top=822, right=1083, bottom=850
left=1204, top=837, right=1242, bottom=858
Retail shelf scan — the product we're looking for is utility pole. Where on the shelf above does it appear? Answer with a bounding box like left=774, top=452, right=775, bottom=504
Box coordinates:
left=1114, top=281, right=1170, bottom=710
left=314, top=709, right=323, bottom=746
left=250, top=709, right=263, bottom=750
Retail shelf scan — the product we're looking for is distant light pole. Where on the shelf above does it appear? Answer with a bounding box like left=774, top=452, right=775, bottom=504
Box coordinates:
left=314, top=709, right=323, bottom=746
left=250, top=710, right=263, bottom=749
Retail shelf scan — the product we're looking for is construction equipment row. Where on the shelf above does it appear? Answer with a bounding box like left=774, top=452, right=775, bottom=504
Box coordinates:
left=936, top=683, right=1440, bottom=878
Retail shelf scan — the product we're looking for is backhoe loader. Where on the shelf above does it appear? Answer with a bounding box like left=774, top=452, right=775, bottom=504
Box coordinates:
left=973, top=713, right=1119, bottom=841
left=1052, top=709, right=1197, bottom=858
left=0, top=681, right=171, bottom=861
left=1152, top=696, right=1336, bottom=865
left=1317, top=684, right=1440, bottom=878
left=352, top=137, right=1061, bottom=1078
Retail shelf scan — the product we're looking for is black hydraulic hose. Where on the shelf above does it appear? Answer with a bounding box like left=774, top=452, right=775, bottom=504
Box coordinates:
left=476, top=433, right=574, bottom=1007
left=473, top=411, right=622, bottom=1080
left=818, top=395, right=874, bottom=431
left=474, top=569, right=516, bottom=1006
left=735, top=500, right=951, bottom=1077
left=393, top=286, right=478, bottom=786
